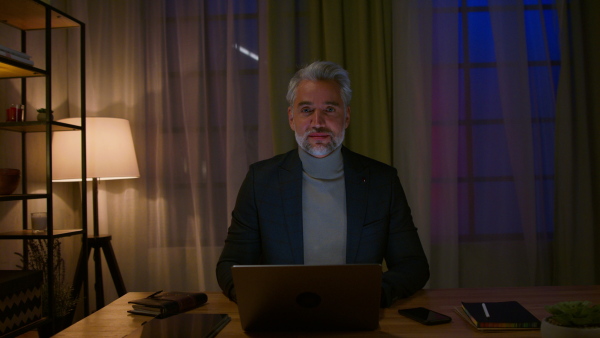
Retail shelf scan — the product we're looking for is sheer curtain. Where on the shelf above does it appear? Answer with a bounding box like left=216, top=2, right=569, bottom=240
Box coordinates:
left=393, top=0, right=596, bottom=289
left=64, top=0, right=268, bottom=311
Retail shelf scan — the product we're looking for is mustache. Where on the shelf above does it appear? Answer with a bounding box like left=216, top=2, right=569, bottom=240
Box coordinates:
left=305, top=128, right=333, bottom=135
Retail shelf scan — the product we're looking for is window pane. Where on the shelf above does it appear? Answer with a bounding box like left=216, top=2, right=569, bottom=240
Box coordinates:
left=466, top=0, right=488, bottom=6
left=524, top=0, right=556, bottom=4
left=524, top=9, right=547, bottom=61
left=433, top=0, right=558, bottom=241
left=434, top=0, right=461, bottom=7
left=432, top=124, right=461, bottom=178
left=473, top=181, right=521, bottom=235
left=524, top=9, right=560, bottom=62
left=528, top=66, right=556, bottom=118
left=468, top=11, right=495, bottom=63
left=531, top=122, right=554, bottom=177
left=472, top=124, right=512, bottom=177
left=543, top=9, right=561, bottom=61
left=470, top=67, right=502, bottom=120
left=433, top=10, right=461, bottom=65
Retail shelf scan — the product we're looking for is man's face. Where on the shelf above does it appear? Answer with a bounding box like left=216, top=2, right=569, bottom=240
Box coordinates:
left=288, top=80, right=351, bottom=158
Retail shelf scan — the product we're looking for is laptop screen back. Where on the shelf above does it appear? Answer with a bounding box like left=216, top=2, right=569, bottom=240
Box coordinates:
left=232, top=264, right=382, bottom=331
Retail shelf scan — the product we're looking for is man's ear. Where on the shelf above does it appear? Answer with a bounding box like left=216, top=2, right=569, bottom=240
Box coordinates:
left=345, top=106, right=351, bottom=128
left=288, top=107, right=295, bottom=131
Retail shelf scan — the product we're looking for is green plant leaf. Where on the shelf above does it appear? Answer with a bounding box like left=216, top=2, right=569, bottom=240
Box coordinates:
left=546, top=301, right=600, bottom=327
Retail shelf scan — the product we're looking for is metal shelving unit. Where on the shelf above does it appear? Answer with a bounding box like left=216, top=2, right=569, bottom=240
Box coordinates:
left=0, top=0, right=87, bottom=336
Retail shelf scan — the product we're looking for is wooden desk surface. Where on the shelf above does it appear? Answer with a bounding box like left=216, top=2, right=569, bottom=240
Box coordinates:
left=54, top=285, right=600, bottom=337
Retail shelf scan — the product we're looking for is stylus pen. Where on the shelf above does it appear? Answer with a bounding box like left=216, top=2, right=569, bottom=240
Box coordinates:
left=147, top=290, right=163, bottom=298
left=482, top=303, right=490, bottom=318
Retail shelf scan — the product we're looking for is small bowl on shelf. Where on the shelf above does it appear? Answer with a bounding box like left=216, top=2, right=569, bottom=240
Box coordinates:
left=0, top=168, right=20, bottom=195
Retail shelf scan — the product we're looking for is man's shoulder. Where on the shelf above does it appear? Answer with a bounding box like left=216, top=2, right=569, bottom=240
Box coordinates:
left=251, top=148, right=299, bottom=171
left=341, top=147, right=396, bottom=173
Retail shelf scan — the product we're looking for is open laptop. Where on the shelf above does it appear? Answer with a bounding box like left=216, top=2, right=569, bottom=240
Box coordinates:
left=231, top=264, right=382, bottom=332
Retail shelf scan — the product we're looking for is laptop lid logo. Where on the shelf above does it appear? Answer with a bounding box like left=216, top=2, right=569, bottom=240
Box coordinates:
left=296, top=292, right=321, bottom=308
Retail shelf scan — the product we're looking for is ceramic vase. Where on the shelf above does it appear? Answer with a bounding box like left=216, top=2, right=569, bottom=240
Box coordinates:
left=541, top=317, right=600, bottom=338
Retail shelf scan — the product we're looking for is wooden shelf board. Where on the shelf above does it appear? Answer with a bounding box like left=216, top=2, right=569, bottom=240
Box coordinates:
left=0, top=0, right=80, bottom=30
left=0, top=58, right=45, bottom=78
left=0, top=229, right=84, bottom=239
left=0, top=193, right=48, bottom=201
left=0, top=121, right=82, bottom=132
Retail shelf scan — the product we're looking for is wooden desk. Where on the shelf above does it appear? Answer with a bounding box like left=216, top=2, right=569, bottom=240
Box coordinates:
left=54, top=285, right=600, bottom=337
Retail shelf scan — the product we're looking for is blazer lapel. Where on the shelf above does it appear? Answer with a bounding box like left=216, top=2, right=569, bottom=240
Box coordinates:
left=279, top=150, right=304, bottom=264
left=342, top=148, right=369, bottom=263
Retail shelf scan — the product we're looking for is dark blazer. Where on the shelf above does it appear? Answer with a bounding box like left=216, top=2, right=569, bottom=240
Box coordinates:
left=216, top=147, right=429, bottom=307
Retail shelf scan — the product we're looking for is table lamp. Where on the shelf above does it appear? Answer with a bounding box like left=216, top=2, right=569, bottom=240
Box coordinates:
left=52, top=117, right=140, bottom=311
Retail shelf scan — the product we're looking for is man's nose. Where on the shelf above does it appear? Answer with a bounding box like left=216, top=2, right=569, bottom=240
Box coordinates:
left=311, top=110, right=326, bottom=128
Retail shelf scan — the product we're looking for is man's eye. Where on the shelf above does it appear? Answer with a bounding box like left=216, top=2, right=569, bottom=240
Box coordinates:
left=325, top=107, right=336, bottom=112
left=300, top=107, right=312, bottom=113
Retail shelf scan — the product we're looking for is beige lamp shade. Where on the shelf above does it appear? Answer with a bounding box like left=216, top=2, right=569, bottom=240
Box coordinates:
left=52, top=117, right=140, bottom=182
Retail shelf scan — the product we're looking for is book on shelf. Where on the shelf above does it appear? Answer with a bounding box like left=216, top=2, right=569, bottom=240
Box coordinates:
left=455, top=301, right=541, bottom=331
left=127, top=291, right=208, bottom=318
left=125, top=313, right=231, bottom=338
left=0, top=45, right=33, bottom=66
left=0, top=50, right=34, bottom=66
left=0, top=44, right=31, bottom=60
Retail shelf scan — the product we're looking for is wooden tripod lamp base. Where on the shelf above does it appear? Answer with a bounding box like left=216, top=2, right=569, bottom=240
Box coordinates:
left=72, top=234, right=127, bottom=312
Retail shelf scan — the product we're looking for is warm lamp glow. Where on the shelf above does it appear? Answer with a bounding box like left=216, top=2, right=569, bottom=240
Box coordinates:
left=52, top=117, right=140, bottom=182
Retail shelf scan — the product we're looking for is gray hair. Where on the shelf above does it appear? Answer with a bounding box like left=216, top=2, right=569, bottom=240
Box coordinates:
left=286, top=61, right=352, bottom=108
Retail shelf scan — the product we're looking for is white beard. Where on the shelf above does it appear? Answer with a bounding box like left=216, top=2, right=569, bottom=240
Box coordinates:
left=295, top=127, right=345, bottom=157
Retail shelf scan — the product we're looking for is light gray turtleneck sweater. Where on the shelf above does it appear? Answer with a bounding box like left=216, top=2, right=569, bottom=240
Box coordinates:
left=298, top=147, right=347, bottom=265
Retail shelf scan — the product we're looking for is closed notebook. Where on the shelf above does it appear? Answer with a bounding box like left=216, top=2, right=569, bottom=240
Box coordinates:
left=458, top=301, right=540, bottom=330
left=128, top=291, right=208, bottom=318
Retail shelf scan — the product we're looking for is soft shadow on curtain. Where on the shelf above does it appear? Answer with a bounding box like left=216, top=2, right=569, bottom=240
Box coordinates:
left=66, top=0, right=268, bottom=310
left=554, top=0, right=599, bottom=285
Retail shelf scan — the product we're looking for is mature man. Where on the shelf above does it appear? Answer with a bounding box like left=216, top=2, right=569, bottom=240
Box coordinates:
left=216, top=61, right=429, bottom=307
